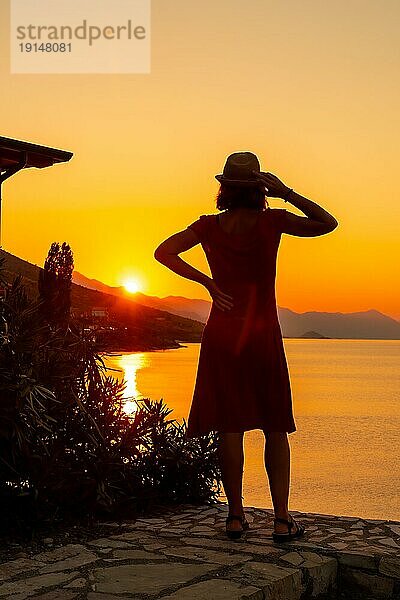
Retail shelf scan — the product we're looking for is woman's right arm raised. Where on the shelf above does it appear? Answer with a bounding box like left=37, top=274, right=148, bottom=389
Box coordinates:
left=253, top=171, right=338, bottom=237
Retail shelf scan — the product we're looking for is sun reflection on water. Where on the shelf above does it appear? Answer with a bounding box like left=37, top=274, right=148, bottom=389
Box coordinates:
left=108, top=353, right=149, bottom=414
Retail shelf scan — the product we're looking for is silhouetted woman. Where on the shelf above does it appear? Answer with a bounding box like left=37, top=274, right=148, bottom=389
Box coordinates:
left=154, top=152, right=338, bottom=541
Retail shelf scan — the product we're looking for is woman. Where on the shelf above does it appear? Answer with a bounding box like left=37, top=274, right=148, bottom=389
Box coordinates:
left=154, top=151, right=338, bottom=541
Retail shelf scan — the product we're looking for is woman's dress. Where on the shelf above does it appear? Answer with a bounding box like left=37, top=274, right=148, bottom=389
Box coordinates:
left=185, top=207, right=296, bottom=437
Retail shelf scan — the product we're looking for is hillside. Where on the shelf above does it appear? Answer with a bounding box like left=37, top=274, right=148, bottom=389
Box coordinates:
left=73, top=271, right=212, bottom=322
left=0, top=250, right=204, bottom=351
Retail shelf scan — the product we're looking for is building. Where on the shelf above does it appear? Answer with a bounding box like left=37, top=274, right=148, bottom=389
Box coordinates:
left=91, top=307, right=108, bottom=319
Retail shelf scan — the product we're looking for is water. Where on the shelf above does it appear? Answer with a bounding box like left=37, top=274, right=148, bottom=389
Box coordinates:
left=104, top=340, right=400, bottom=521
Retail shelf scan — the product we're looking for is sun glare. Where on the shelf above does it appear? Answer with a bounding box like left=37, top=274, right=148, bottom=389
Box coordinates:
left=123, top=277, right=142, bottom=294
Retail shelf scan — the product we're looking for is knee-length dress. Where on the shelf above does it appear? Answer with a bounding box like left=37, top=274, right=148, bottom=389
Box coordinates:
left=184, top=207, right=296, bottom=438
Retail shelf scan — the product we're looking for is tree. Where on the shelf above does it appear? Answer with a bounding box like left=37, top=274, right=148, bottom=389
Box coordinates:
left=38, top=242, right=74, bottom=328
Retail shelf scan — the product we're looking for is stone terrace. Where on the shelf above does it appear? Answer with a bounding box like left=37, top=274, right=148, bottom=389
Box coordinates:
left=1, top=503, right=400, bottom=599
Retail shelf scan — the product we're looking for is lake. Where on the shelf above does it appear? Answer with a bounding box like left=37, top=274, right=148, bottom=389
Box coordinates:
left=104, top=339, right=400, bottom=521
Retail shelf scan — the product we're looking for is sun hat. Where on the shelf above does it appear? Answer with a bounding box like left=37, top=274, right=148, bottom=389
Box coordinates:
left=215, top=151, right=262, bottom=187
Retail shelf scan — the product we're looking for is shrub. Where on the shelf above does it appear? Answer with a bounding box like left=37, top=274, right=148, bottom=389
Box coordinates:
left=0, top=257, right=222, bottom=534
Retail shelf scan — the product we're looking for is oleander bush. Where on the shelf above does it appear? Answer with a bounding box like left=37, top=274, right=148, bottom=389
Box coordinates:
left=0, top=256, right=222, bottom=534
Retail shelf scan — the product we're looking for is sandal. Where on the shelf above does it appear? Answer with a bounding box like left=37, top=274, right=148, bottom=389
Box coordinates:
left=226, top=514, right=250, bottom=540
left=272, top=514, right=305, bottom=542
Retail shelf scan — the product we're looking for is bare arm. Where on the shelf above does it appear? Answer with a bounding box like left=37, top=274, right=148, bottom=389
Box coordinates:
left=154, top=228, right=234, bottom=311
left=154, top=229, right=212, bottom=287
left=253, top=171, right=339, bottom=237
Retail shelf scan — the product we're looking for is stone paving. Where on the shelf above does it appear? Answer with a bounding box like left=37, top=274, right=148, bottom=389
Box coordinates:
left=1, top=503, right=400, bottom=599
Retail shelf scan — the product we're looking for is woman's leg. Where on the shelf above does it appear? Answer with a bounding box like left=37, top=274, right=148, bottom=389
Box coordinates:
left=217, top=432, right=245, bottom=530
left=263, top=431, right=299, bottom=534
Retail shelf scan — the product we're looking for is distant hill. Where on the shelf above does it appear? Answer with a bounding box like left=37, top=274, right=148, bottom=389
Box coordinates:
left=299, top=330, right=330, bottom=339
left=73, top=270, right=400, bottom=340
left=0, top=250, right=204, bottom=350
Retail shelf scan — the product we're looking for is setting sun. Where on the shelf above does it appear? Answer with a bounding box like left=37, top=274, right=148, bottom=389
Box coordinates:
left=123, top=277, right=142, bottom=294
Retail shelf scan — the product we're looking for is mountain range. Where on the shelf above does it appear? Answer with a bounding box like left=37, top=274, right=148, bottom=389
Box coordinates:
left=73, top=271, right=400, bottom=340
left=0, top=249, right=398, bottom=341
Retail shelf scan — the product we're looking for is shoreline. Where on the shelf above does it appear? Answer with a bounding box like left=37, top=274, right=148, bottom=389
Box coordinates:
left=98, top=337, right=400, bottom=355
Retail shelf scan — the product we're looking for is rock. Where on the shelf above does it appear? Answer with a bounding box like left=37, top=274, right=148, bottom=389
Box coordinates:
left=350, top=521, right=366, bottom=529
left=287, top=541, right=327, bottom=551
left=340, top=566, right=394, bottom=598
left=134, top=518, right=167, bottom=525
left=378, top=538, right=399, bottom=548
left=0, top=558, right=45, bottom=583
left=39, top=550, right=98, bottom=574
left=88, top=594, right=132, bottom=600
left=87, top=538, right=134, bottom=549
left=0, top=571, right=79, bottom=598
left=143, top=543, right=168, bottom=551
left=337, top=550, right=376, bottom=570
left=280, top=552, right=305, bottom=567
left=160, top=579, right=263, bottom=599
left=179, top=536, right=281, bottom=555
left=161, top=545, right=253, bottom=565
left=112, top=549, right=165, bottom=560
left=245, top=528, right=271, bottom=536
left=364, top=519, right=387, bottom=524
left=387, top=524, right=400, bottom=536
left=159, top=528, right=185, bottom=534
left=91, top=562, right=220, bottom=595
left=64, top=577, right=87, bottom=589
left=328, top=542, right=349, bottom=550
left=234, top=561, right=304, bottom=600
left=180, top=525, right=216, bottom=535
left=34, top=591, right=78, bottom=599
left=197, top=508, right=219, bottom=517
left=35, top=544, right=87, bottom=563
left=379, top=555, right=400, bottom=578
left=299, top=552, right=337, bottom=597
left=112, top=531, right=152, bottom=542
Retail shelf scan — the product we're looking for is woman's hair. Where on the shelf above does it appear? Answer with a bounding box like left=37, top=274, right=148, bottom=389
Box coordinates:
left=216, top=184, right=268, bottom=211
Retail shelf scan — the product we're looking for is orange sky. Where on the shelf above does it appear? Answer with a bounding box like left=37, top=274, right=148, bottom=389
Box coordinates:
left=1, top=0, right=399, bottom=319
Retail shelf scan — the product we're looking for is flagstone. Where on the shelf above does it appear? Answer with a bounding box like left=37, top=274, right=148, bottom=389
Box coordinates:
left=111, top=549, right=165, bottom=560
left=87, top=538, right=134, bottom=548
left=39, top=550, right=98, bottom=574
left=2, top=503, right=400, bottom=599
left=161, top=545, right=253, bottom=565
left=379, top=555, right=400, bottom=578
left=91, top=562, right=220, bottom=595
left=0, top=558, right=45, bottom=582
left=160, top=579, right=263, bottom=599
left=233, top=561, right=304, bottom=600
left=35, top=545, right=87, bottom=563
left=0, top=571, right=79, bottom=598
left=63, top=577, right=87, bottom=588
